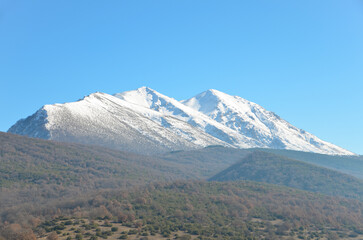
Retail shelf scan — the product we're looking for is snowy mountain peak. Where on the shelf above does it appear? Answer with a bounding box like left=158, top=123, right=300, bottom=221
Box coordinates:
left=114, top=87, right=172, bottom=111
left=200, top=89, right=240, bottom=99
left=182, top=89, right=254, bottom=115
left=193, top=89, right=228, bottom=103
left=203, top=89, right=223, bottom=95
left=183, top=90, right=354, bottom=155
left=8, top=87, right=355, bottom=155
left=133, top=86, right=159, bottom=98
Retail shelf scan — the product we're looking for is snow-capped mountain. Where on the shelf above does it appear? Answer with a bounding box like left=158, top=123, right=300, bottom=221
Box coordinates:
left=8, top=87, right=354, bottom=155
left=114, top=87, right=261, bottom=148
left=8, top=92, right=227, bottom=154
left=182, top=89, right=353, bottom=155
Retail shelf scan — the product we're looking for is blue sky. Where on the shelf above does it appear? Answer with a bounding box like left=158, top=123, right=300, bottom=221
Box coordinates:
left=1, top=0, right=362, bottom=154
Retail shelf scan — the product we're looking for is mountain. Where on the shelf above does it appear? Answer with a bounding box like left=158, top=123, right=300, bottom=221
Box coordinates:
left=209, top=151, right=363, bottom=200
left=8, top=87, right=353, bottom=155
left=183, top=89, right=353, bottom=155
left=8, top=91, right=226, bottom=154
left=115, top=87, right=259, bottom=148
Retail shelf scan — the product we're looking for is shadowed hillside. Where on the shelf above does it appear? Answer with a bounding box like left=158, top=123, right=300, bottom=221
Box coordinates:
left=258, top=148, right=363, bottom=179
left=210, top=151, right=363, bottom=200
left=158, top=146, right=251, bottom=178
left=159, top=146, right=363, bottom=179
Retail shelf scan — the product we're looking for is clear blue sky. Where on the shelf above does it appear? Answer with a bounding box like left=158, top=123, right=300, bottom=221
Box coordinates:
left=1, top=0, right=362, bottom=154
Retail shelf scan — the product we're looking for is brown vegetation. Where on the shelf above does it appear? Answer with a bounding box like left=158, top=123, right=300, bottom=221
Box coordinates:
left=2, top=132, right=363, bottom=239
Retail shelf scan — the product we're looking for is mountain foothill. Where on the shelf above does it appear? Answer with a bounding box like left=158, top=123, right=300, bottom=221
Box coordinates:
left=1, top=87, right=363, bottom=240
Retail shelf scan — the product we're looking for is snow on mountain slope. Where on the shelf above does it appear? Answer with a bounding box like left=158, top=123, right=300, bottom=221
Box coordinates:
left=115, top=87, right=259, bottom=148
left=8, top=92, right=227, bottom=154
left=182, top=89, right=354, bottom=155
left=8, top=87, right=354, bottom=155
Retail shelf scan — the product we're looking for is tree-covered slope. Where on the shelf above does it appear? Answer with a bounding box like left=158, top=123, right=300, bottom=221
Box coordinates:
left=3, top=132, right=361, bottom=203
left=159, top=146, right=363, bottom=180
left=0, top=132, right=192, bottom=189
left=2, top=133, right=363, bottom=239
left=0, top=131, right=195, bottom=227
left=210, top=151, right=363, bottom=200
left=158, top=146, right=251, bottom=178
left=11, top=181, right=363, bottom=240
left=258, top=148, right=363, bottom=179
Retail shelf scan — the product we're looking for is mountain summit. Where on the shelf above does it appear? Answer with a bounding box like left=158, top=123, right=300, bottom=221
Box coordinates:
left=8, top=87, right=354, bottom=155
left=182, top=89, right=352, bottom=155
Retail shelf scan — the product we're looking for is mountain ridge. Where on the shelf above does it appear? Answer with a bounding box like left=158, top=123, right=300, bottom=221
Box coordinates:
left=183, top=89, right=353, bottom=155
left=8, top=87, right=354, bottom=155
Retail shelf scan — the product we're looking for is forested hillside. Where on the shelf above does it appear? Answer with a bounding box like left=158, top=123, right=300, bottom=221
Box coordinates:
left=210, top=151, right=363, bottom=200
left=0, top=131, right=188, bottom=228
left=259, top=148, right=363, bottom=179
left=0, top=132, right=188, bottom=189
left=160, top=146, right=363, bottom=179
left=4, top=181, right=363, bottom=240
left=2, top=132, right=363, bottom=240
left=158, top=146, right=251, bottom=178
